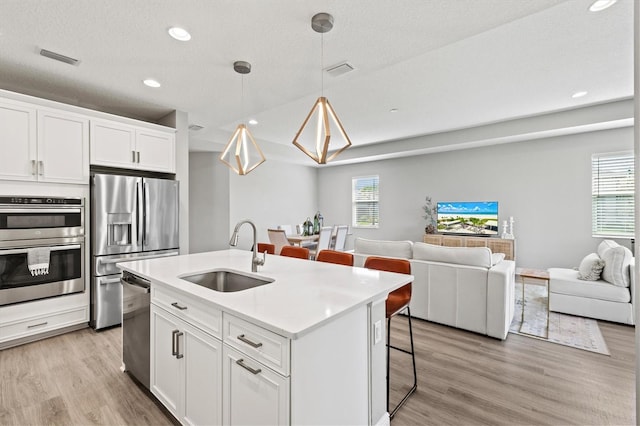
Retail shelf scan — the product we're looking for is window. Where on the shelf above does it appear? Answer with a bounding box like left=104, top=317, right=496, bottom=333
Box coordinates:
left=352, top=175, right=379, bottom=228
left=592, top=152, right=634, bottom=238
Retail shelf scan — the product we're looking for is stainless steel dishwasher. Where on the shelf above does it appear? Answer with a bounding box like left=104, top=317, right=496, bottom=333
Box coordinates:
left=121, top=271, right=151, bottom=390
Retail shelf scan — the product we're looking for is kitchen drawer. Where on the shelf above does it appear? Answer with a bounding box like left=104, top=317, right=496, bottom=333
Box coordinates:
left=223, top=313, right=290, bottom=376
left=152, top=284, right=222, bottom=339
left=0, top=306, right=87, bottom=343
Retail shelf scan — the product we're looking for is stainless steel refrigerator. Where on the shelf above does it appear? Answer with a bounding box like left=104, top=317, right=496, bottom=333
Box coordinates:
left=91, top=173, right=179, bottom=330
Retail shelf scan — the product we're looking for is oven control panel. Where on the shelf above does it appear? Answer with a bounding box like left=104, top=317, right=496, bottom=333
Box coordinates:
left=0, top=196, right=83, bottom=205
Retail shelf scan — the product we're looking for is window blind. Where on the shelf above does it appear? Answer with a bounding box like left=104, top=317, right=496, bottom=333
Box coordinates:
left=592, top=152, right=634, bottom=238
left=352, top=176, right=379, bottom=228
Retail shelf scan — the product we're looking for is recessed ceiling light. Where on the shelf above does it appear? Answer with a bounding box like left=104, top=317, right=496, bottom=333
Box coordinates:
left=248, top=119, right=258, bottom=125
left=168, top=27, right=191, bottom=41
left=571, top=91, right=588, bottom=99
left=589, top=0, right=617, bottom=12
left=143, top=79, right=161, bottom=88
left=389, top=108, right=399, bottom=113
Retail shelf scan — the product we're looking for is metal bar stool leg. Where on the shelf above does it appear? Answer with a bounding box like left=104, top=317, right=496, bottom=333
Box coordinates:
left=388, top=307, right=418, bottom=420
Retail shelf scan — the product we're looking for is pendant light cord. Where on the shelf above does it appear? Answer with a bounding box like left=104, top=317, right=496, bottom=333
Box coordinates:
left=321, top=32, right=324, bottom=96
left=241, top=74, right=245, bottom=125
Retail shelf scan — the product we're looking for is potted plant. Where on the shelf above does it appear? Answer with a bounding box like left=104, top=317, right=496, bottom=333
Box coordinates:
left=422, top=196, right=437, bottom=234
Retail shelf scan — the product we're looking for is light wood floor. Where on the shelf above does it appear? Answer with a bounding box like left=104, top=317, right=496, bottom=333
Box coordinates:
left=0, top=318, right=635, bottom=426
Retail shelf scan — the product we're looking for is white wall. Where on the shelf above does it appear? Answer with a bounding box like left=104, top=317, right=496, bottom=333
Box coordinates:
left=318, top=126, right=634, bottom=269
left=159, top=110, right=190, bottom=254
left=189, top=152, right=230, bottom=253
left=229, top=159, right=318, bottom=251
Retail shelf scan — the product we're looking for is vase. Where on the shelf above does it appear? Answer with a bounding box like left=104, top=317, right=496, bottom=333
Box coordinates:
left=425, top=224, right=436, bottom=234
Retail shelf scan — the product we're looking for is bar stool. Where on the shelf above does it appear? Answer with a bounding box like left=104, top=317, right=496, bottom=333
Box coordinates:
left=364, top=256, right=417, bottom=419
left=315, top=249, right=354, bottom=266
left=280, top=246, right=310, bottom=259
left=256, top=243, right=275, bottom=255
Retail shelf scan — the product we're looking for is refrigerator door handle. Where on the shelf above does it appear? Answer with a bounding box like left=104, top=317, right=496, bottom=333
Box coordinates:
left=136, top=182, right=143, bottom=245
left=144, top=181, right=149, bottom=247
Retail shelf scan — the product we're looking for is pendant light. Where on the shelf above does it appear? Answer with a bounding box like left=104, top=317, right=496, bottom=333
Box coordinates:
left=292, top=13, right=351, bottom=164
left=220, top=61, right=266, bottom=175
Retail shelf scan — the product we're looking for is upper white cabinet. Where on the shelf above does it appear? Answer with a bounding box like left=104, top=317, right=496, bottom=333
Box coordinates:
left=90, top=120, right=175, bottom=173
left=0, top=99, right=89, bottom=184
left=37, top=109, right=90, bottom=184
left=0, top=99, right=37, bottom=181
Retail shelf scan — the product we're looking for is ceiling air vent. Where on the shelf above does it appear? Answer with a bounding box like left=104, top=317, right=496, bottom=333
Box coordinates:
left=325, top=62, right=355, bottom=77
left=39, top=49, right=79, bottom=66
left=188, top=124, right=204, bottom=131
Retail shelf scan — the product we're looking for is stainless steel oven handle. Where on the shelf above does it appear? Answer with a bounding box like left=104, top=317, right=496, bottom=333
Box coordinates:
left=0, top=244, right=81, bottom=256
left=0, top=208, right=83, bottom=214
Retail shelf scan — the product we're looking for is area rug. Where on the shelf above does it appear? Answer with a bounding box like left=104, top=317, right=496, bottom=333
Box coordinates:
left=509, top=281, right=610, bottom=355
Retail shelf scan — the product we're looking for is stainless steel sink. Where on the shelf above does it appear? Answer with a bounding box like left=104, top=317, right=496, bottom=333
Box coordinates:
left=180, top=270, right=274, bottom=292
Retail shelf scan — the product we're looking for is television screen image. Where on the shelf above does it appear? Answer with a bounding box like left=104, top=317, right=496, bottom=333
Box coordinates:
left=436, top=201, right=499, bottom=236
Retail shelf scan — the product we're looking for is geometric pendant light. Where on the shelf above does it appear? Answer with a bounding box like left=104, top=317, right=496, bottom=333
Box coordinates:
left=292, top=13, right=351, bottom=164
left=219, top=61, right=266, bottom=175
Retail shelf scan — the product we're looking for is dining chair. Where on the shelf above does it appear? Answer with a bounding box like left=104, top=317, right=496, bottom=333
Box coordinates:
left=277, top=224, right=293, bottom=235
left=267, top=228, right=292, bottom=255
left=309, top=226, right=333, bottom=260
left=280, top=246, right=310, bottom=260
left=256, top=242, right=275, bottom=255
left=315, top=249, right=353, bottom=266
left=363, top=256, right=416, bottom=420
left=332, top=225, right=349, bottom=251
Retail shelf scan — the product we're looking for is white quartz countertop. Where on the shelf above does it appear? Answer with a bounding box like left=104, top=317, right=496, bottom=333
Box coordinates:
left=117, top=249, right=412, bottom=339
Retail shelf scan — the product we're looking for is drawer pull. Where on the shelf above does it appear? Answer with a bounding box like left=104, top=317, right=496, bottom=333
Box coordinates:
left=236, top=359, right=261, bottom=375
left=237, top=334, right=262, bottom=348
left=27, top=321, right=48, bottom=329
left=171, top=302, right=187, bottom=310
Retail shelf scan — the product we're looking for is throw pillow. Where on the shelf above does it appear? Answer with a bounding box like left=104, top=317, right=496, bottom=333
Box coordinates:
left=577, top=253, right=605, bottom=281
left=601, top=245, right=633, bottom=287
left=597, top=239, right=619, bottom=259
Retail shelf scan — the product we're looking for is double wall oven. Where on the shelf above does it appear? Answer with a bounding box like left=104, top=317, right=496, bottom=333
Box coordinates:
left=0, top=196, right=85, bottom=306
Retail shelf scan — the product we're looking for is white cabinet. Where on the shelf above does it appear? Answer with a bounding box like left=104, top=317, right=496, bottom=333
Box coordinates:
left=222, top=345, right=289, bottom=426
left=0, top=99, right=36, bottom=181
left=90, top=120, right=175, bottom=173
left=37, top=109, right=90, bottom=184
left=151, top=304, right=222, bottom=426
left=0, top=99, right=89, bottom=184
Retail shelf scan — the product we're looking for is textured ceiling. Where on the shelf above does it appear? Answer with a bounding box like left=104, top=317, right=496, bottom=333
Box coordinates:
left=0, top=0, right=633, bottom=164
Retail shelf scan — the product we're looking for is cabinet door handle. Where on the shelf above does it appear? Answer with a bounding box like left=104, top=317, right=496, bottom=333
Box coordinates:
left=175, top=331, right=184, bottom=359
left=38, top=160, right=44, bottom=176
left=136, top=151, right=140, bottom=163
left=171, top=302, right=187, bottom=310
left=172, top=329, right=179, bottom=356
left=27, top=321, right=48, bottom=329
left=236, top=358, right=261, bottom=375
left=237, top=334, right=263, bottom=348
left=132, top=150, right=136, bottom=163
left=31, top=160, right=37, bottom=176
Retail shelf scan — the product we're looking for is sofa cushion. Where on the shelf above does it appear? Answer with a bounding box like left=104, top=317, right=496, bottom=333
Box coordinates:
left=577, top=253, right=605, bottom=281
left=353, top=238, right=413, bottom=259
left=549, top=268, right=631, bottom=303
left=413, top=242, right=492, bottom=268
left=599, top=243, right=633, bottom=288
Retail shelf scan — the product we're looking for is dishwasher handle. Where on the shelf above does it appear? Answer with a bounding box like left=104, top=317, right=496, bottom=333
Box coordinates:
left=121, top=273, right=151, bottom=293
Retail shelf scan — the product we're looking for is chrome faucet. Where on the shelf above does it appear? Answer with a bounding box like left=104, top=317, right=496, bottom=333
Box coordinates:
left=229, top=219, right=265, bottom=272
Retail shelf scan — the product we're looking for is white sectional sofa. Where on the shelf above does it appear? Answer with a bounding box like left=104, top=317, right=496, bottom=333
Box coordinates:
left=353, top=238, right=516, bottom=340
left=549, top=240, right=635, bottom=325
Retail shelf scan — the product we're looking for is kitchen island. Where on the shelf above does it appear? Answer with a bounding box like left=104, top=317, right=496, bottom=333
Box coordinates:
left=118, top=249, right=412, bottom=426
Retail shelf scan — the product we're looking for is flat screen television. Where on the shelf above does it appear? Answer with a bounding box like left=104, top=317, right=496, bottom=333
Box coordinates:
left=436, top=201, right=499, bottom=236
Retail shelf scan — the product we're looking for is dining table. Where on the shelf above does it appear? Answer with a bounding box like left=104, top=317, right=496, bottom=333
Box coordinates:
left=287, top=234, right=319, bottom=246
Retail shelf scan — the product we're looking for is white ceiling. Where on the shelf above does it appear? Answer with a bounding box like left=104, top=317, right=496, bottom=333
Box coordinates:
left=0, top=0, right=634, bottom=165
